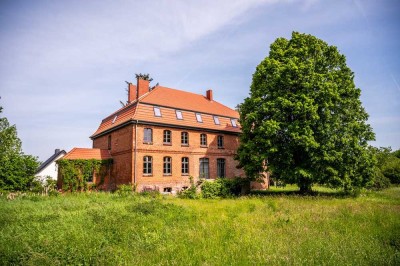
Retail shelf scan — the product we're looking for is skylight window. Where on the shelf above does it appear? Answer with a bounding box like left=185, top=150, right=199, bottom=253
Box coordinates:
left=112, top=115, right=118, bottom=124
left=154, top=106, right=161, bottom=117
left=231, top=118, right=237, bottom=127
left=176, top=110, right=183, bottom=120
left=196, top=113, right=203, bottom=123
left=213, top=116, right=220, bottom=125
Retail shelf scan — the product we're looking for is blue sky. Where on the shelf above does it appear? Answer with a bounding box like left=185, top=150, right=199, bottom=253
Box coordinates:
left=0, top=0, right=399, bottom=162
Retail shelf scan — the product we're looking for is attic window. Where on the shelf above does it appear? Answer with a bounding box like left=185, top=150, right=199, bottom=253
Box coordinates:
left=196, top=113, right=203, bottom=123
left=231, top=118, right=237, bottom=127
left=112, top=115, right=118, bottom=124
left=154, top=106, right=161, bottom=117
left=176, top=110, right=183, bottom=120
left=213, top=116, right=220, bottom=125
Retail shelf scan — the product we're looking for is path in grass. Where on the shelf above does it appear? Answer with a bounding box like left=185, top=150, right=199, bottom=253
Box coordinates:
left=0, top=188, right=399, bottom=265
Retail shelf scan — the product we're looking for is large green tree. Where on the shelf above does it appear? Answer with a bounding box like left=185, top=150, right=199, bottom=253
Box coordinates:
left=0, top=106, right=39, bottom=191
left=237, top=32, right=375, bottom=193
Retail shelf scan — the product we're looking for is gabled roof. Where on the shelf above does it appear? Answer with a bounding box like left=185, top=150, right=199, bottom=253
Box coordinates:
left=91, top=85, right=240, bottom=138
left=62, top=148, right=112, bottom=160
left=36, top=149, right=67, bottom=174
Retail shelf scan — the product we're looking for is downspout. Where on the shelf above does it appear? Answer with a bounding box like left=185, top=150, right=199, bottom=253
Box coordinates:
left=133, top=120, right=138, bottom=187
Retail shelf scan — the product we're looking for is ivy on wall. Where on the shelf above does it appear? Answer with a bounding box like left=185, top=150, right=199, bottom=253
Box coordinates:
left=57, top=159, right=113, bottom=191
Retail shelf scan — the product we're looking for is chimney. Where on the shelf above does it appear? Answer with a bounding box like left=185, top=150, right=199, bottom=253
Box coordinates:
left=206, top=89, right=213, bottom=101
left=137, top=78, right=150, bottom=99
left=128, top=83, right=137, bottom=103
left=55, top=149, right=60, bottom=154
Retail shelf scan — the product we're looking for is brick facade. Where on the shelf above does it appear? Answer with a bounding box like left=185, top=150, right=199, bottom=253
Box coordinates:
left=92, top=123, right=248, bottom=192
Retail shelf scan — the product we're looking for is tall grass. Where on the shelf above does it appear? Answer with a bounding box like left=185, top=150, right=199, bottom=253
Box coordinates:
left=0, top=188, right=399, bottom=265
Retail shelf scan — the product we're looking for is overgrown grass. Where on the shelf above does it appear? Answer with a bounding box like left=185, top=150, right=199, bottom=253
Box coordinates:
left=1, top=188, right=399, bottom=265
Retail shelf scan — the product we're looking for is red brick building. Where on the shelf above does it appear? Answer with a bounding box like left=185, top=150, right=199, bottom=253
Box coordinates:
left=62, top=76, right=268, bottom=192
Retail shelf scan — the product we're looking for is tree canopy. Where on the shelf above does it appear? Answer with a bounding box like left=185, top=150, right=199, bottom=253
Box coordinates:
left=0, top=106, right=39, bottom=191
left=237, top=32, right=375, bottom=193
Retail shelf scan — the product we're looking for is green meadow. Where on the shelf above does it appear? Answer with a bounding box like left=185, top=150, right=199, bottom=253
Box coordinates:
left=1, top=187, right=399, bottom=265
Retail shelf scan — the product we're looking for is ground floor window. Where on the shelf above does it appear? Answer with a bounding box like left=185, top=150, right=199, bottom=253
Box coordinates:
left=163, top=156, right=172, bottom=175
left=143, top=156, right=152, bottom=174
left=217, top=158, right=226, bottom=178
left=199, top=158, right=209, bottom=179
left=182, top=157, right=189, bottom=175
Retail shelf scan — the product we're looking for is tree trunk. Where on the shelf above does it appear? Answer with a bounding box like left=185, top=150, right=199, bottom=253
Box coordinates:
left=299, top=182, right=312, bottom=194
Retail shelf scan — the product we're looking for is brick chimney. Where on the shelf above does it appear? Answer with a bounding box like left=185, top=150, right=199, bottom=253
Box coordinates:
left=206, top=89, right=213, bottom=101
left=137, top=78, right=150, bottom=99
left=128, top=83, right=137, bottom=103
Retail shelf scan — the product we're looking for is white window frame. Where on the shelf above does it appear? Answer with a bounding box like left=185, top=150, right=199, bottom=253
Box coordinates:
left=154, top=106, right=162, bottom=117
left=196, top=113, right=203, bottom=123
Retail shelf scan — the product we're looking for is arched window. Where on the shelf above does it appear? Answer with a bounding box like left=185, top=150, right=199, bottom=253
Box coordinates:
left=163, top=156, right=172, bottom=175
left=163, top=130, right=171, bottom=144
left=217, top=135, right=224, bottom=148
left=143, top=156, right=152, bottom=174
left=200, top=134, right=207, bottom=147
left=181, top=132, right=189, bottom=146
left=217, top=158, right=226, bottom=178
left=181, top=157, right=189, bottom=175
left=144, top=128, right=153, bottom=143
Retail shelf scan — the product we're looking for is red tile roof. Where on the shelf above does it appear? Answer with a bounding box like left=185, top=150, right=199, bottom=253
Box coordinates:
left=62, top=148, right=112, bottom=160
left=91, top=85, right=240, bottom=138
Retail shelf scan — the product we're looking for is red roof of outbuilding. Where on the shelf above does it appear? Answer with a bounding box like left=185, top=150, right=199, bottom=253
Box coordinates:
left=62, top=148, right=112, bottom=160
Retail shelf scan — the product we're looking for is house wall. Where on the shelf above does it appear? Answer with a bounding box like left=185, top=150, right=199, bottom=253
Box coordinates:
left=134, top=124, right=245, bottom=192
left=93, top=125, right=133, bottom=189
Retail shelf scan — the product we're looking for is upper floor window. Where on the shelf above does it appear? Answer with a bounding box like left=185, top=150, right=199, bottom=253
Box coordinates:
left=176, top=110, right=183, bottom=120
left=154, top=106, right=162, bottom=117
left=181, top=132, right=189, bottom=146
left=231, top=118, right=237, bottom=127
left=213, top=116, right=220, bottom=125
left=143, top=156, right=152, bottom=175
left=217, top=135, right=224, bottom=149
left=200, top=134, right=207, bottom=147
left=108, top=135, right=111, bottom=150
left=196, top=113, right=203, bottom=123
left=144, top=128, right=152, bottom=143
left=163, top=156, right=172, bottom=175
left=163, top=130, right=172, bottom=144
left=182, top=157, right=189, bottom=175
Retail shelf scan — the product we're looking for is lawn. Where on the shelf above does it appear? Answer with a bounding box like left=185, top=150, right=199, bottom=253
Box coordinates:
left=1, top=187, right=399, bottom=265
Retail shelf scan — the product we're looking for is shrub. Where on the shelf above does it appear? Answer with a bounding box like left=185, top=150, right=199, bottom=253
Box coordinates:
left=201, top=177, right=250, bottom=199
left=116, top=184, right=134, bottom=196
left=368, top=168, right=391, bottom=190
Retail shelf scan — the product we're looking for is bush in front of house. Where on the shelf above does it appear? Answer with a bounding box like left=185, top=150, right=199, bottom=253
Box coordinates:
left=201, top=177, right=250, bottom=199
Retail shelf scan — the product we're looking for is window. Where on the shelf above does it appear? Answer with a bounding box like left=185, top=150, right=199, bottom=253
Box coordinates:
left=200, top=134, right=207, bottom=147
left=163, top=130, right=171, bottom=144
left=154, top=106, right=162, bottom=117
left=217, top=158, right=226, bottom=178
left=108, top=135, right=111, bottom=150
left=231, top=118, right=237, bottom=127
left=163, top=187, right=172, bottom=192
left=176, top=110, right=183, bottom=120
left=182, top=157, right=189, bottom=175
left=196, top=113, right=203, bottom=123
left=86, top=171, right=94, bottom=182
left=217, top=135, right=224, bottom=149
left=163, top=156, right=172, bottom=175
left=112, top=115, right=118, bottom=124
left=199, top=158, right=209, bottom=179
left=213, top=116, right=220, bottom=125
left=144, top=128, right=152, bottom=143
left=143, top=156, right=152, bottom=175
left=181, top=132, right=189, bottom=146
